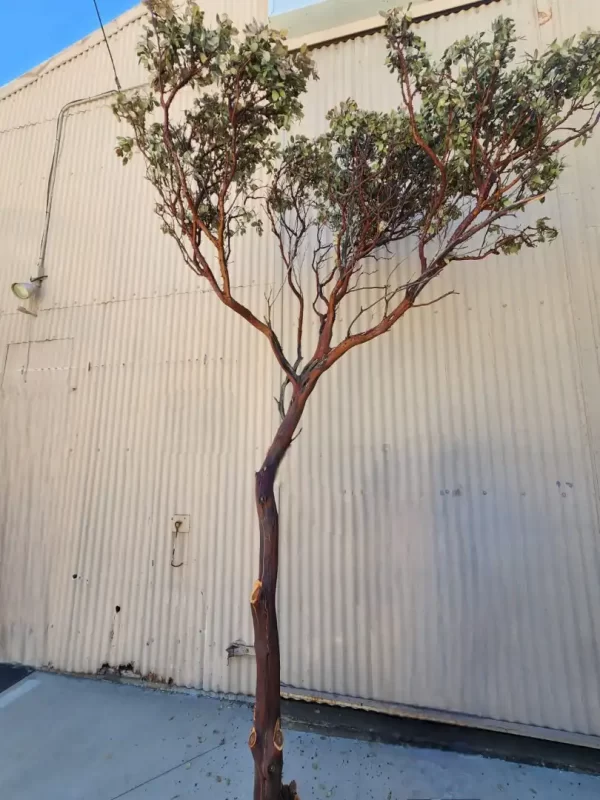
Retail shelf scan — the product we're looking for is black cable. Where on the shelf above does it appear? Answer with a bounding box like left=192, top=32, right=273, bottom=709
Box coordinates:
left=92, top=0, right=122, bottom=91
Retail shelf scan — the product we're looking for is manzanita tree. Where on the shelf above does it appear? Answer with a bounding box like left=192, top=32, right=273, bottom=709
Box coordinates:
left=114, top=3, right=600, bottom=797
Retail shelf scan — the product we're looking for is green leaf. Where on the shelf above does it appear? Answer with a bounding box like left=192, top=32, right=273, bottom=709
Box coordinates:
left=115, top=2, right=600, bottom=332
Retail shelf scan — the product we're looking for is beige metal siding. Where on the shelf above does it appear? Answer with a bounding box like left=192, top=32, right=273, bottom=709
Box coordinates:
left=278, top=0, right=600, bottom=737
left=1, top=0, right=600, bottom=741
left=0, top=94, right=277, bottom=691
left=0, top=0, right=274, bottom=695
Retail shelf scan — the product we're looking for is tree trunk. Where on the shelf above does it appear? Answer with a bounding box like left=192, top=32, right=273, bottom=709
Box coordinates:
left=250, top=463, right=287, bottom=800
left=249, top=393, right=310, bottom=800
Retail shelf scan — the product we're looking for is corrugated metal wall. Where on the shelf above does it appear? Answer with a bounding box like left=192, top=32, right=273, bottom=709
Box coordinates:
left=1, top=0, right=600, bottom=741
left=0, top=0, right=273, bottom=697
left=279, top=0, right=600, bottom=739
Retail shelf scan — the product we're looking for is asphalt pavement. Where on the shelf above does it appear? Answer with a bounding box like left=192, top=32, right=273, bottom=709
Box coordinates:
left=0, top=671, right=599, bottom=800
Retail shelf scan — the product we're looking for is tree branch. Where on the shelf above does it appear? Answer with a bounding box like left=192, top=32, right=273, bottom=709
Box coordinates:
left=412, top=290, right=458, bottom=308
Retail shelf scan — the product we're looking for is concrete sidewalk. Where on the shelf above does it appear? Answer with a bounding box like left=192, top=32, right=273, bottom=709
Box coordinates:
left=0, top=672, right=599, bottom=800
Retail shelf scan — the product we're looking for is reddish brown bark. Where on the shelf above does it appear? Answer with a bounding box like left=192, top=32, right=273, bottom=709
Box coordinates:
left=250, top=466, right=285, bottom=800
left=249, top=391, right=312, bottom=800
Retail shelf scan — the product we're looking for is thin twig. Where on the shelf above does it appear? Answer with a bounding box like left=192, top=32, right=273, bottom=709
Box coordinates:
left=412, top=290, right=459, bottom=308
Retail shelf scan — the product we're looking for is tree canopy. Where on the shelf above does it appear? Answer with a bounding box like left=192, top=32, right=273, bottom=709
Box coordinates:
left=114, top=3, right=600, bottom=414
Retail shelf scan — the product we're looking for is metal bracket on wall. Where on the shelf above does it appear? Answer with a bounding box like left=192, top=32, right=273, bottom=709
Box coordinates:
left=170, top=514, right=189, bottom=568
left=16, top=306, right=37, bottom=317
left=226, top=639, right=256, bottom=665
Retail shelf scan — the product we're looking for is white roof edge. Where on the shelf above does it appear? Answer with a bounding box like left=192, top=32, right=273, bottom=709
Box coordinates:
left=286, top=0, right=495, bottom=51
left=0, top=0, right=493, bottom=103
left=0, top=4, right=146, bottom=104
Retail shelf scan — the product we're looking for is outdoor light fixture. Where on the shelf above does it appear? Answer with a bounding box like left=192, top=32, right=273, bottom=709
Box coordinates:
left=10, top=275, right=46, bottom=300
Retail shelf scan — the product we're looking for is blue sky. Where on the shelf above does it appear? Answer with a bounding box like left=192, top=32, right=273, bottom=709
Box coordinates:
left=0, top=0, right=323, bottom=88
left=270, top=0, right=323, bottom=12
left=0, top=0, right=138, bottom=87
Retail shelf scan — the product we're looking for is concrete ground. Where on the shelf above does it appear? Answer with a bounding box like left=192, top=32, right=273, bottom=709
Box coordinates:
left=0, top=672, right=599, bottom=800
